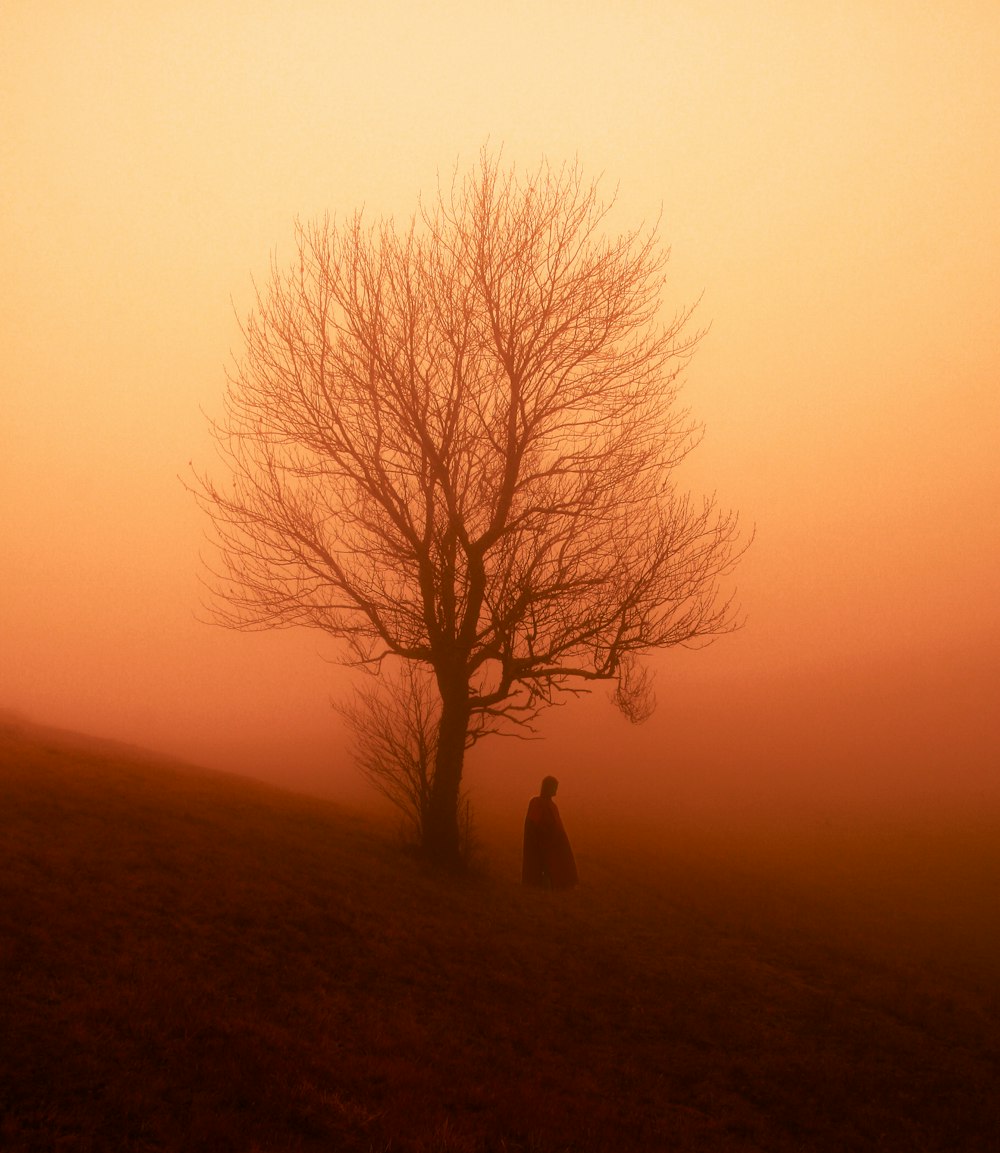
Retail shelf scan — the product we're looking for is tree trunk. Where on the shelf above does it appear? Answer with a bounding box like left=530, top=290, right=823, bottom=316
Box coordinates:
left=422, top=674, right=470, bottom=870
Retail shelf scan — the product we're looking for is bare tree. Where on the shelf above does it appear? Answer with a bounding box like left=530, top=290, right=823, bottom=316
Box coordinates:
left=335, top=661, right=478, bottom=862
left=191, top=150, right=745, bottom=869
left=335, top=662, right=439, bottom=844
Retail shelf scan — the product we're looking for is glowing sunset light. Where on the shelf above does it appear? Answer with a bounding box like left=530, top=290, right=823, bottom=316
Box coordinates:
left=2, top=0, right=998, bottom=819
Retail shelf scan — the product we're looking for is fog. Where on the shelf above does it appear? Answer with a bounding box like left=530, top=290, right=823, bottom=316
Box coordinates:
left=3, top=2, right=998, bottom=828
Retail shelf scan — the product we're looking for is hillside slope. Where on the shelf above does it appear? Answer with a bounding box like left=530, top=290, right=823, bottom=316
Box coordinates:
left=1, top=718, right=997, bottom=1152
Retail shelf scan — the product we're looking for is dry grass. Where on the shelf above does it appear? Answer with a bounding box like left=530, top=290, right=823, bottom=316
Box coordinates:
left=1, top=717, right=997, bottom=1152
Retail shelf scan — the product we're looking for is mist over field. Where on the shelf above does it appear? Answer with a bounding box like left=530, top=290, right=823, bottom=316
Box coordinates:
left=80, top=631, right=990, bottom=842
left=2, top=16, right=999, bottom=1146
left=3, top=4, right=998, bottom=838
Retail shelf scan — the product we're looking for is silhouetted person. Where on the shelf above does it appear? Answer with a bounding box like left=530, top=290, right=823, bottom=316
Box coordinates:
left=522, top=775, right=578, bottom=889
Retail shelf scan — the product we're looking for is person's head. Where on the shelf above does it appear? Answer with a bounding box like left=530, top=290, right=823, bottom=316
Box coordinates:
left=540, top=775, right=559, bottom=799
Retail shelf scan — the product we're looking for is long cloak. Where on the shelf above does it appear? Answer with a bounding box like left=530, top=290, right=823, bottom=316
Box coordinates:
left=522, top=795, right=578, bottom=889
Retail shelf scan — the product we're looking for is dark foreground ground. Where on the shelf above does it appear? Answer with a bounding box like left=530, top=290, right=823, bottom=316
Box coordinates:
left=1, top=718, right=998, bottom=1152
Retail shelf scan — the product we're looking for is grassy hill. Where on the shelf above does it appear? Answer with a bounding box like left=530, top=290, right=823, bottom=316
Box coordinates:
left=1, top=717, right=998, bottom=1152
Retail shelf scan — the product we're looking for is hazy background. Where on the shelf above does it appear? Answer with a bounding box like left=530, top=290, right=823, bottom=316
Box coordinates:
left=3, top=1, right=998, bottom=830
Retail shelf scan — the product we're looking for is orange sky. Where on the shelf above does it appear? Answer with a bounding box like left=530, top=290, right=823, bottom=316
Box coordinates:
left=2, top=1, right=998, bottom=819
